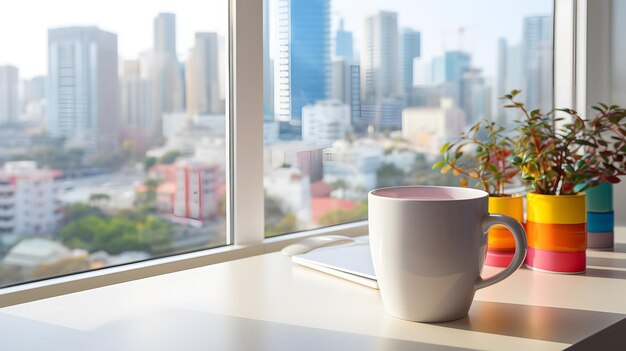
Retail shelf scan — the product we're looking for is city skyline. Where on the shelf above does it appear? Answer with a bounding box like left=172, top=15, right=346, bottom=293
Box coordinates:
left=2, top=0, right=551, bottom=79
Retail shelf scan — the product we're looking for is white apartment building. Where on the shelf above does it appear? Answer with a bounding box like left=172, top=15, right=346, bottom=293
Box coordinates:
left=302, top=100, right=352, bottom=145
left=263, top=167, right=311, bottom=225
left=0, top=161, right=63, bottom=245
left=322, top=139, right=384, bottom=200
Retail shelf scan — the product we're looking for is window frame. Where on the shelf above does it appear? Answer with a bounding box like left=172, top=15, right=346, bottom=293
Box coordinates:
left=0, top=0, right=575, bottom=308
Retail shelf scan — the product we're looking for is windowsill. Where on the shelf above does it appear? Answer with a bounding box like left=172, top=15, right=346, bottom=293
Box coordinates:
left=2, top=227, right=626, bottom=349
left=0, top=221, right=367, bottom=308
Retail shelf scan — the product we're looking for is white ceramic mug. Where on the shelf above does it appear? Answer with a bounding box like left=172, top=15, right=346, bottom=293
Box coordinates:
left=368, top=186, right=527, bottom=322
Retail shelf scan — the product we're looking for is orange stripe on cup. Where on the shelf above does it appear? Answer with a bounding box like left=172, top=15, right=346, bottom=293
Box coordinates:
left=488, top=227, right=516, bottom=251
left=526, top=221, right=587, bottom=252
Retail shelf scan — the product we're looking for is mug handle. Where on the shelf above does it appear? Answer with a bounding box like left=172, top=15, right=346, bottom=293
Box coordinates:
left=475, top=214, right=527, bottom=290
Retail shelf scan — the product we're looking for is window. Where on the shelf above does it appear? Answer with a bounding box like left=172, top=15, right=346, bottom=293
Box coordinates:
left=0, top=0, right=228, bottom=288
left=263, top=0, right=554, bottom=237
left=0, top=0, right=570, bottom=301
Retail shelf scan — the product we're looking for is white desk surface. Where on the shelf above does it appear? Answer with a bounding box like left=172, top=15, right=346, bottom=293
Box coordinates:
left=2, top=229, right=626, bottom=351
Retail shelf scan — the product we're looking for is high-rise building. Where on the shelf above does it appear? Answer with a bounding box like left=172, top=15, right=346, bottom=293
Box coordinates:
left=400, top=28, right=421, bottom=93
left=120, top=60, right=154, bottom=153
left=412, top=58, right=432, bottom=86
left=361, top=98, right=405, bottom=131
left=497, top=38, right=524, bottom=126
left=276, top=0, right=330, bottom=122
left=47, top=26, right=119, bottom=149
left=302, top=100, right=351, bottom=144
left=22, top=76, right=46, bottom=120
left=153, top=13, right=184, bottom=117
left=431, top=56, right=446, bottom=85
left=460, top=68, right=488, bottom=125
left=441, top=51, right=471, bottom=105
left=186, top=32, right=221, bottom=116
left=0, top=65, right=19, bottom=124
left=155, top=13, right=176, bottom=57
left=524, top=15, right=553, bottom=112
left=335, top=19, right=353, bottom=60
left=263, top=0, right=274, bottom=119
left=361, top=11, right=401, bottom=104
left=332, top=59, right=362, bottom=129
left=444, top=51, right=471, bottom=82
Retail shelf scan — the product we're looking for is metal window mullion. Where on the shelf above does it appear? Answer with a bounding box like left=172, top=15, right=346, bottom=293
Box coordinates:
left=229, top=0, right=265, bottom=245
left=553, top=0, right=577, bottom=118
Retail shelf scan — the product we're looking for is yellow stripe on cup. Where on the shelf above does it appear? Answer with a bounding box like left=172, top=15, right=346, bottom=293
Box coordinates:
left=487, top=195, right=523, bottom=252
left=488, top=195, right=524, bottom=221
left=526, top=192, right=587, bottom=224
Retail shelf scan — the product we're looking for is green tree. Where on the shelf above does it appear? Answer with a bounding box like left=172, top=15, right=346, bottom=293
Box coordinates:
left=159, top=150, right=182, bottom=164
left=376, top=163, right=406, bottom=188
left=64, top=203, right=104, bottom=224
left=89, top=193, right=111, bottom=207
left=58, top=212, right=173, bottom=255
left=266, top=213, right=298, bottom=237
left=144, top=156, right=157, bottom=171
left=264, top=195, right=299, bottom=237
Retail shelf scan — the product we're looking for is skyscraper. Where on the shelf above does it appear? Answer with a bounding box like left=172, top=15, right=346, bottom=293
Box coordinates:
left=400, top=28, right=421, bottom=93
left=186, top=32, right=221, bottom=116
left=120, top=60, right=154, bottom=153
left=331, top=59, right=361, bottom=129
left=460, top=68, right=488, bottom=125
left=335, top=19, right=353, bottom=60
left=361, top=11, right=401, bottom=104
left=497, top=38, right=524, bottom=126
left=524, top=15, right=553, bottom=112
left=154, top=13, right=176, bottom=58
left=0, top=65, right=19, bottom=124
left=263, top=0, right=274, bottom=119
left=153, top=13, right=184, bottom=117
left=444, top=51, right=471, bottom=82
left=361, top=11, right=402, bottom=131
left=276, top=0, right=331, bottom=123
left=47, top=27, right=119, bottom=149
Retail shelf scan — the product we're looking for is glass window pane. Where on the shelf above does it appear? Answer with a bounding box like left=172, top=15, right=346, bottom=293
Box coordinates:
left=0, top=0, right=228, bottom=287
left=263, top=0, right=553, bottom=236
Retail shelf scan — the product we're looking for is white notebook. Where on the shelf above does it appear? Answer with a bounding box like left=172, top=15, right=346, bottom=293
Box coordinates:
left=292, top=236, right=378, bottom=289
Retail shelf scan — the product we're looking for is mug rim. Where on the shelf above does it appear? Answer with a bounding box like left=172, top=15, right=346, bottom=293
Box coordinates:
left=369, top=185, right=488, bottom=202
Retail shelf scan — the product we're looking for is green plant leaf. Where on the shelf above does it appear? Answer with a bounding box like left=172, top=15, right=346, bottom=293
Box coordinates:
left=573, top=182, right=588, bottom=193
left=432, top=161, right=446, bottom=170
left=440, top=142, right=450, bottom=154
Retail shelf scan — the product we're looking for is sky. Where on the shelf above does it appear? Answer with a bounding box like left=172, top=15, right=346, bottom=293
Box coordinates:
left=0, top=0, right=228, bottom=78
left=0, top=0, right=551, bottom=79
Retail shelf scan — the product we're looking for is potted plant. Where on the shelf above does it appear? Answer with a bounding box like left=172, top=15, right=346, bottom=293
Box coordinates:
left=433, top=119, right=522, bottom=267
left=582, top=103, right=626, bottom=248
left=503, top=90, right=626, bottom=273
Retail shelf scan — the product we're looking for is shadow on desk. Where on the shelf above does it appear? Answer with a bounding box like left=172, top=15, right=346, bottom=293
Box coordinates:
left=587, top=256, right=626, bottom=270
left=440, top=301, right=625, bottom=345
